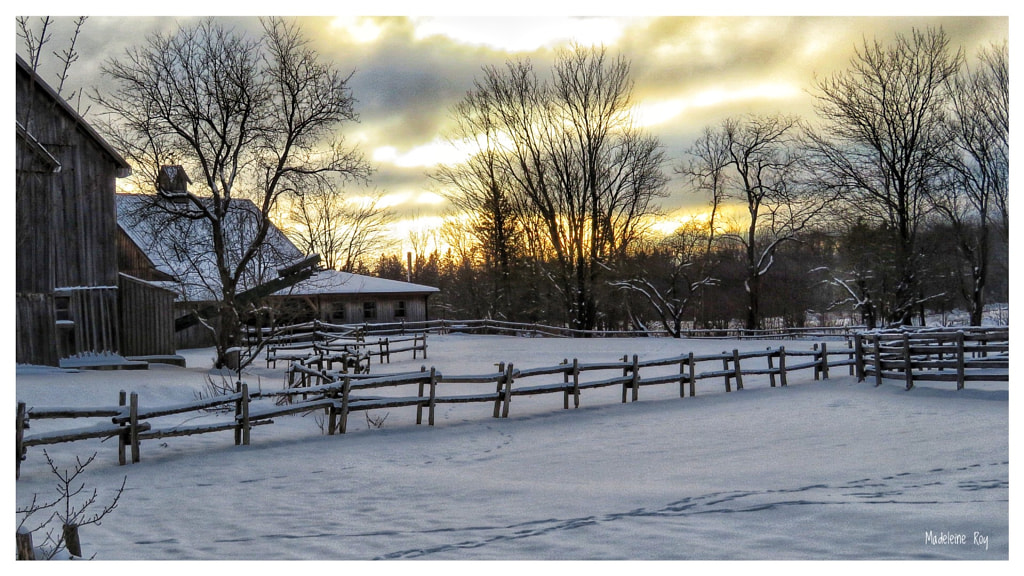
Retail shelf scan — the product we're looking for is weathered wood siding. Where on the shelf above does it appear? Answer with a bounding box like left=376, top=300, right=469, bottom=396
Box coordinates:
left=175, top=305, right=218, bottom=350
left=16, top=293, right=57, bottom=366
left=57, top=287, right=120, bottom=358
left=118, top=275, right=176, bottom=356
left=118, top=228, right=156, bottom=281
left=15, top=156, right=56, bottom=293
left=321, top=295, right=431, bottom=324
left=16, top=57, right=129, bottom=364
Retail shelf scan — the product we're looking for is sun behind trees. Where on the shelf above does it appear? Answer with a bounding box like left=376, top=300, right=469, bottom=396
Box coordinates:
left=433, top=44, right=668, bottom=331
left=430, top=28, right=1007, bottom=332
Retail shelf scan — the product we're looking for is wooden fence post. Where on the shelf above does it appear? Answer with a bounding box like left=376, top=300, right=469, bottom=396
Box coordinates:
left=16, top=530, right=34, bottom=560
left=688, top=352, right=696, bottom=397
left=631, top=355, right=640, bottom=402
left=501, top=363, right=514, bottom=418
left=847, top=338, right=855, bottom=376
left=678, top=356, right=687, bottom=397
left=820, top=342, right=830, bottom=380
left=428, top=367, right=437, bottom=426
left=812, top=343, right=821, bottom=381
left=722, top=352, right=732, bottom=393
left=767, top=348, right=777, bottom=387
left=240, top=382, right=250, bottom=446
left=562, top=359, right=570, bottom=409
left=129, top=392, right=140, bottom=464
left=854, top=334, right=865, bottom=381
left=779, top=347, right=787, bottom=387
left=417, top=367, right=426, bottom=425
left=621, top=354, right=630, bottom=403
left=16, top=402, right=26, bottom=480
left=732, top=349, right=743, bottom=390
left=902, top=333, right=914, bottom=390
left=63, top=523, right=81, bottom=557
left=234, top=382, right=243, bottom=445
left=339, top=376, right=351, bottom=434
left=493, top=362, right=506, bottom=418
left=873, top=334, right=883, bottom=387
left=956, top=331, right=966, bottom=391
left=328, top=400, right=338, bottom=436
left=572, top=358, right=581, bottom=408
left=118, top=390, right=127, bottom=465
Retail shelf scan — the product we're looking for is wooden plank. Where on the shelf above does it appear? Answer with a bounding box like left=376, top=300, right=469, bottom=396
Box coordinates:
left=27, top=406, right=123, bottom=419
left=16, top=403, right=27, bottom=479
left=23, top=421, right=152, bottom=447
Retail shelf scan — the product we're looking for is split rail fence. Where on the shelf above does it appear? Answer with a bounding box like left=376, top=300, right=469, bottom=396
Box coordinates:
left=254, top=322, right=429, bottom=370
left=17, top=342, right=852, bottom=478
left=246, top=318, right=864, bottom=341
left=854, top=327, right=1009, bottom=390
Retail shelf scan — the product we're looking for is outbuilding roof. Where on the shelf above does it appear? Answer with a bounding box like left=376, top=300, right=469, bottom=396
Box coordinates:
left=274, top=269, right=440, bottom=297
left=117, top=193, right=308, bottom=302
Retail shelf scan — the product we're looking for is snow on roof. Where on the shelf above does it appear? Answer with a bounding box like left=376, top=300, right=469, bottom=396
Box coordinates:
left=275, top=269, right=439, bottom=297
left=117, top=194, right=308, bottom=302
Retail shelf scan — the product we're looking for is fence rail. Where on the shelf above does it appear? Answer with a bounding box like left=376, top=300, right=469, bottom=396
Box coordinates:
left=854, top=328, right=1009, bottom=390
left=17, top=341, right=855, bottom=478
left=245, top=318, right=866, bottom=342
left=263, top=332, right=428, bottom=370
left=17, top=327, right=1007, bottom=479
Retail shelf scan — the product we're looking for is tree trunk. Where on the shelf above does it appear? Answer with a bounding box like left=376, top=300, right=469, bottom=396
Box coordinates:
left=216, top=297, right=241, bottom=368
left=745, top=272, right=761, bottom=331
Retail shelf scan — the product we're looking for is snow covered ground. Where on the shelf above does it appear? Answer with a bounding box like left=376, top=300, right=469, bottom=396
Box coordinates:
left=14, top=334, right=1010, bottom=563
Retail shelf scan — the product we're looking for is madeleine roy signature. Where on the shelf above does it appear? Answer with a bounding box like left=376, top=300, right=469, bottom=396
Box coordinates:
left=925, top=530, right=989, bottom=551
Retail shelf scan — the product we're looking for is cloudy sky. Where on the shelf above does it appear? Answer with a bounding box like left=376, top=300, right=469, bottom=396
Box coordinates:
left=17, top=4, right=1010, bottom=250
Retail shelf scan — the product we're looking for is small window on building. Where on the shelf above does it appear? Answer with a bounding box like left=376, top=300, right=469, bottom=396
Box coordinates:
left=54, top=295, right=72, bottom=322
left=395, top=301, right=407, bottom=318
left=363, top=301, right=377, bottom=320
left=331, top=306, right=346, bottom=322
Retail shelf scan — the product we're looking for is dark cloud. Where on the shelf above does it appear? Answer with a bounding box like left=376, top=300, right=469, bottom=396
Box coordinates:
left=17, top=14, right=1009, bottom=227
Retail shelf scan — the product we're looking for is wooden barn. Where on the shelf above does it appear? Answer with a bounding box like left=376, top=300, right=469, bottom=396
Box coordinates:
left=269, top=270, right=440, bottom=325
left=15, top=55, right=176, bottom=367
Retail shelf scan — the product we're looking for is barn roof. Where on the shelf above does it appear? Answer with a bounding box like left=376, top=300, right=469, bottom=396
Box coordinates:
left=116, top=193, right=309, bottom=302
left=16, top=55, right=132, bottom=177
left=274, top=269, right=440, bottom=297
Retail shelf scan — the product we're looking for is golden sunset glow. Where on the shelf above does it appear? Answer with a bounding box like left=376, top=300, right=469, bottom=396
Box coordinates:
left=411, top=16, right=639, bottom=52
left=40, top=14, right=1007, bottom=257
left=329, top=16, right=386, bottom=44
left=634, top=82, right=802, bottom=128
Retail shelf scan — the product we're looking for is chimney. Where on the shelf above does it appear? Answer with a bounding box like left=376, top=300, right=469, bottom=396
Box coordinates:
left=406, top=251, right=413, bottom=282
left=156, top=165, right=190, bottom=203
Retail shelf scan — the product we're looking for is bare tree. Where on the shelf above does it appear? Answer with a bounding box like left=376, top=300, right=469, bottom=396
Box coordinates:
left=286, top=186, right=396, bottom=272
left=809, top=27, right=963, bottom=326
left=433, top=93, right=522, bottom=319
left=440, top=45, right=667, bottom=331
left=931, top=41, right=1009, bottom=326
left=16, top=16, right=54, bottom=71
left=687, top=114, right=824, bottom=330
left=17, top=451, right=126, bottom=560
left=17, top=16, right=89, bottom=113
left=610, top=219, right=719, bottom=337
left=94, top=18, right=371, bottom=366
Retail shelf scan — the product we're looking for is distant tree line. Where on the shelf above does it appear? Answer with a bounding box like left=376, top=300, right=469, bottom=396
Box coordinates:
left=393, top=29, right=1007, bottom=332
left=24, top=17, right=1005, bottom=367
